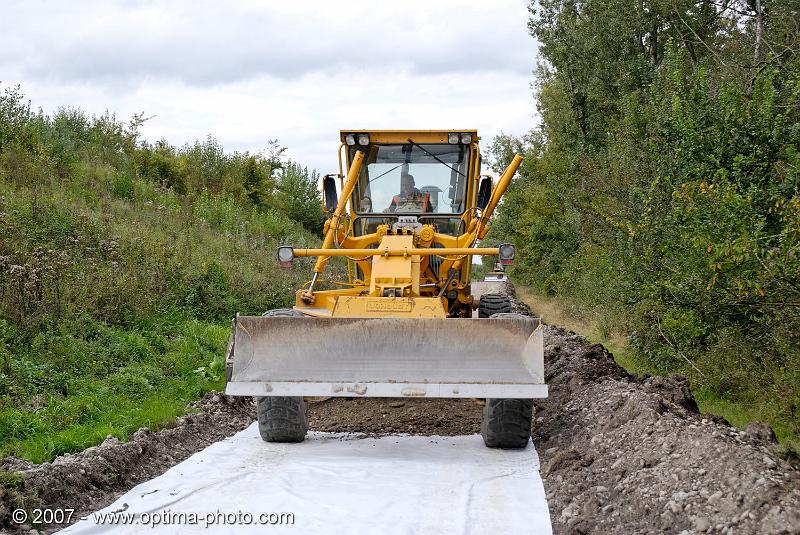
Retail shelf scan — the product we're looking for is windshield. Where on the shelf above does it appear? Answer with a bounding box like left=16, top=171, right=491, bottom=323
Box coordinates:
left=350, top=143, right=469, bottom=215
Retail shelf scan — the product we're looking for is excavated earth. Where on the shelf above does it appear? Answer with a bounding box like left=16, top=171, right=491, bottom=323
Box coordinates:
left=1, top=283, right=799, bottom=534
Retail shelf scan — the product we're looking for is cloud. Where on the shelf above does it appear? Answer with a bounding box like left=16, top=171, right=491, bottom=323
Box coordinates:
left=2, top=0, right=536, bottom=85
left=1, top=0, right=539, bottom=172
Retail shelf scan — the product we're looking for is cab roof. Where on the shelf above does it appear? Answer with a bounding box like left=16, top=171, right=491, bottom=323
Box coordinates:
left=339, top=130, right=479, bottom=144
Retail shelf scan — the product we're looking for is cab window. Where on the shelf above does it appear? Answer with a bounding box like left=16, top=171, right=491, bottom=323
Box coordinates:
left=350, top=143, right=469, bottom=216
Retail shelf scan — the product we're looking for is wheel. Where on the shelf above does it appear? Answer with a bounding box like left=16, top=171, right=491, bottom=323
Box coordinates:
left=257, top=396, right=307, bottom=442
left=479, top=308, right=532, bottom=447
left=256, top=308, right=307, bottom=443
left=478, top=293, right=511, bottom=318
left=480, top=398, right=533, bottom=448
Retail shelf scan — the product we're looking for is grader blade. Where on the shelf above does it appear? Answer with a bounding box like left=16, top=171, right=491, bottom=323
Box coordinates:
left=225, top=315, right=546, bottom=398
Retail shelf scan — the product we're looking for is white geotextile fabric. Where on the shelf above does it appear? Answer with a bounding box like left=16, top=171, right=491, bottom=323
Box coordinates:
left=61, top=424, right=552, bottom=534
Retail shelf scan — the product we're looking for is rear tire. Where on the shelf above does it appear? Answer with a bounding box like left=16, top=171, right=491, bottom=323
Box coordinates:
left=480, top=398, right=533, bottom=448
left=256, top=308, right=307, bottom=443
left=479, top=293, right=511, bottom=318
left=257, top=397, right=307, bottom=442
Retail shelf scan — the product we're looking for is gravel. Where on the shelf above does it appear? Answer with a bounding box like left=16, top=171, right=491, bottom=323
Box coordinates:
left=308, top=397, right=481, bottom=436
left=507, top=284, right=800, bottom=534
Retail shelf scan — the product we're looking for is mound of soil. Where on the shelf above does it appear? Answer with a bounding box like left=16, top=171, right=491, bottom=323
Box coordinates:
left=516, top=305, right=800, bottom=532
left=308, top=397, right=481, bottom=436
left=0, top=393, right=255, bottom=534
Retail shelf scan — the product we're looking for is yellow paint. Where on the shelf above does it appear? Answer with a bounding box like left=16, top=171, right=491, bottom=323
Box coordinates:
left=368, top=235, right=420, bottom=297
left=291, top=129, right=523, bottom=318
left=332, top=296, right=447, bottom=318
left=340, top=129, right=479, bottom=145
left=477, top=154, right=522, bottom=239
left=313, top=150, right=364, bottom=274
left=293, top=246, right=502, bottom=257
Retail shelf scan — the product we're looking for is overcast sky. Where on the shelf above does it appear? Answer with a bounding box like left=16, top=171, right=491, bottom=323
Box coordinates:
left=1, top=0, right=539, bottom=173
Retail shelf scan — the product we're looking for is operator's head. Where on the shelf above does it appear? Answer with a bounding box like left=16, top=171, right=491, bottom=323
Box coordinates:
left=400, top=173, right=415, bottom=195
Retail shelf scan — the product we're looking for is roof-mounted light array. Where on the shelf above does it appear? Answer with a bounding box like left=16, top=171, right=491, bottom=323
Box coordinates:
left=344, top=133, right=370, bottom=146
left=448, top=132, right=474, bottom=145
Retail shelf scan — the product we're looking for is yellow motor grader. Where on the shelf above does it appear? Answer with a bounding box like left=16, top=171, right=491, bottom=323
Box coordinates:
left=225, top=130, right=546, bottom=448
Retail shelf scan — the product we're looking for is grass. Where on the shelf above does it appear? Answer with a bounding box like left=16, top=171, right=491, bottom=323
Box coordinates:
left=0, top=319, right=229, bottom=463
left=9, top=387, right=221, bottom=463
left=516, top=284, right=800, bottom=453
left=0, top=91, right=326, bottom=465
left=0, top=145, right=321, bottom=463
left=0, top=171, right=315, bottom=463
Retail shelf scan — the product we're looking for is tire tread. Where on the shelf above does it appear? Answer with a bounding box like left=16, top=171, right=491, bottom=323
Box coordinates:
left=255, top=308, right=307, bottom=443
left=257, top=396, right=307, bottom=442
left=479, top=293, right=512, bottom=318
left=481, top=398, right=533, bottom=448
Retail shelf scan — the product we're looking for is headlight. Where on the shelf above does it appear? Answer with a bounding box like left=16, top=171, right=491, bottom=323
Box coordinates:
left=357, top=134, right=370, bottom=146
left=277, top=246, right=295, bottom=268
left=448, top=133, right=460, bottom=144
left=461, top=133, right=472, bottom=144
left=344, top=134, right=356, bottom=146
left=498, top=243, right=515, bottom=265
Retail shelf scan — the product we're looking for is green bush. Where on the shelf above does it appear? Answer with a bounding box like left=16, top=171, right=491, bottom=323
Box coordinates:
left=111, top=172, right=135, bottom=199
left=0, top=84, right=320, bottom=461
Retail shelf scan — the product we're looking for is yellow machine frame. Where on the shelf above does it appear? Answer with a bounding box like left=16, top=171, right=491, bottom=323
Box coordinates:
left=290, top=130, right=522, bottom=319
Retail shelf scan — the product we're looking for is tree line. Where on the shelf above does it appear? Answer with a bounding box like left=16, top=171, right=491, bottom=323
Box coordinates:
left=490, top=0, right=799, bottom=439
left=0, top=84, right=324, bottom=235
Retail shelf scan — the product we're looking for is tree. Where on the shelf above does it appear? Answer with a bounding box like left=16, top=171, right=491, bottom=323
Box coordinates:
left=485, top=0, right=800, bottom=437
left=275, top=161, right=324, bottom=234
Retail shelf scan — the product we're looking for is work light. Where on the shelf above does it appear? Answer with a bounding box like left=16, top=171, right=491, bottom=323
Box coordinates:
left=498, top=243, right=515, bottom=265
left=277, top=246, right=295, bottom=268
left=448, top=133, right=460, bottom=144
left=345, top=134, right=356, bottom=146
left=461, top=133, right=473, bottom=144
left=357, top=134, right=370, bottom=146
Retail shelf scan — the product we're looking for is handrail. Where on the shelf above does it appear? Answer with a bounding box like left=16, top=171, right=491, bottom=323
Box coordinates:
left=294, top=247, right=501, bottom=258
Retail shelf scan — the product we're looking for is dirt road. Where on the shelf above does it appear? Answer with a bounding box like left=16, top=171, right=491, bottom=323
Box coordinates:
left=1, top=282, right=798, bottom=534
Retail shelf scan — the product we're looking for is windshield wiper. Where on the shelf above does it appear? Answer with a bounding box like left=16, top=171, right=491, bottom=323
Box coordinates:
left=406, top=139, right=465, bottom=177
left=369, top=164, right=402, bottom=183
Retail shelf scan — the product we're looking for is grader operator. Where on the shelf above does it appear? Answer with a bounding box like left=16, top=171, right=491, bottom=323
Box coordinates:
left=225, top=130, right=547, bottom=448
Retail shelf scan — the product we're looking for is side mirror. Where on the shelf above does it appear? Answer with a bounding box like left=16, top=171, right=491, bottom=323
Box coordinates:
left=476, top=176, right=493, bottom=210
left=322, top=174, right=339, bottom=212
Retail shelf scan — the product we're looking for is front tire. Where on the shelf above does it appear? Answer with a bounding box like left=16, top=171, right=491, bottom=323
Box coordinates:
left=256, top=308, right=307, bottom=443
left=480, top=398, right=533, bottom=448
left=479, top=306, right=533, bottom=448
left=257, top=396, right=308, bottom=442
